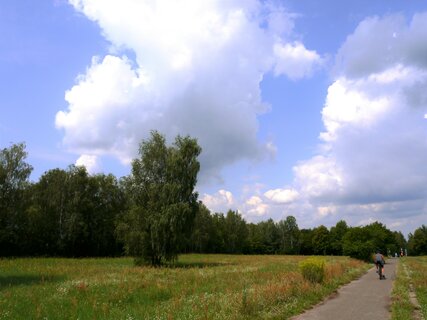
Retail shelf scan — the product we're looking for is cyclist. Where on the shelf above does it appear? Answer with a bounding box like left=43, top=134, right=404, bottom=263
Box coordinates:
left=374, top=250, right=385, bottom=279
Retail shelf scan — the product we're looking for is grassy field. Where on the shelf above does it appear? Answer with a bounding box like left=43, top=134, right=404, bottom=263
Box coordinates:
left=0, top=254, right=369, bottom=320
left=391, top=256, right=427, bottom=320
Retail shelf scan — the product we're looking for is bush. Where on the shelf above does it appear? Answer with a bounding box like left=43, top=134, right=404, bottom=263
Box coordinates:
left=299, top=257, right=326, bottom=284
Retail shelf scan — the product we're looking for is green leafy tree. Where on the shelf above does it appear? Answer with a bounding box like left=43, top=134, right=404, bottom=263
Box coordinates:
left=224, top=210, right=248, bottom=253
left=86, top=173, right=126, bottom=256
left=299, top=229, right=314, bottom=255
left=26, top=168, right=68, bottom=255
left=209, top=213, right=227, bottom=253
left=0, top=143, right=33, bottom=256
left=277, top=215, right=300, bottom=254
left=342, top=227, right=375, bottom=261
left=364, top=222, right=395, bottom=256
left=390, top=231, right=407, bottom=257
left=408, top=225, right=427, bottom=256
left=258, top=219, right=279, bottom=254
left=246, top=222, right=265, bottom=254
left=312, top=225, right=330, bottom=255
left=117, top=131, right=201, bottom=266
left=329, top=220, right=348, bottom=255
left=189, top=203, right=213, bottom=253
left=30, top=166, right=126, bottom=257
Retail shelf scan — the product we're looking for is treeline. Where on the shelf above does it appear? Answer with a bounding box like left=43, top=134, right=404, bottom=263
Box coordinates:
left=1, top=141, right=426, bottom=260
left=188, top=208, right=412, bottom=261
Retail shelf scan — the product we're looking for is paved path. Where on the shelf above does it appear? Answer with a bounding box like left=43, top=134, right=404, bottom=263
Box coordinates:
left=292, top=258, right=397, bottom=320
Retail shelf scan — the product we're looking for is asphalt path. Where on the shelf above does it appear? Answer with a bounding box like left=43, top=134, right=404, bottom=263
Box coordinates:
left=292, top=258, right=397, bottom=320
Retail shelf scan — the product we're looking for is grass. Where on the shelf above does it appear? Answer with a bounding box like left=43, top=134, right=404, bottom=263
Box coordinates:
left=391, top=256, right=427, bottom=320
left=0, top=254, right=369, bottom=320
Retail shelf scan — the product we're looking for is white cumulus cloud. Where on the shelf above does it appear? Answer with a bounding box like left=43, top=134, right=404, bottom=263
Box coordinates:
left=201, top=189, right=235, bottom=214
left=264, top=188, right=299, bottom=204
left=292, top=12, right=427, bottom=233
left=57, top=0, right=322, bottom=182
left=75, top=154, right=100, bottom=173
left=273, top=41, right=323, bottom=79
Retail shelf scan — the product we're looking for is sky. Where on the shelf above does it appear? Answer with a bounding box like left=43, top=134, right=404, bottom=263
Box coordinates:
left=1, top=0, right=427, bottom=237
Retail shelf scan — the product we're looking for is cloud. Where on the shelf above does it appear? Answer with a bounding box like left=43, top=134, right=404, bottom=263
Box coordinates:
left=292, top=12, right=427, bottom=233
left=264, top=188, right=299, bottom=204
left=201, top=189, right=235, bottom=214
left=334, top=13, right=427, bottom=78
left=57, top=0, right=322, bottom=182
left=75, top=154, right=100, bottom=173
left=273, top=41, right=323, bottom=79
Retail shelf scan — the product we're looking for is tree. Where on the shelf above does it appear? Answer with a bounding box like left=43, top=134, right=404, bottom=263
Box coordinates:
left=408, top=225, right=427, bottom=256
left=391, top=231, right=406, bottom=257
left=224, top=210, right=248, bottom=254
left=26, top=168, right=68, bottom=255
left=0, top=143, right=33, bottom=256
left=342, top=227, right=375, bottom=261
left=277, top=216, right=300, bottom=254
left=86, top=173, right=126, bottom=256
left=117, top=131, right=201, bottom=266
left=329, top=220, right=348, bottom=255
left=299, top=229, right=314, bottom=255
left=258, top=219, right=279, bottom=254
left=189, top=203, right=213, bottom=253
left=312, top=225, right=330, bottom=255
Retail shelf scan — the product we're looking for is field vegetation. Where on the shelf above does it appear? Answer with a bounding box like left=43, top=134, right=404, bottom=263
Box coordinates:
left=391, top=256, right=427, bottom=320
left=0, top=254, right=368, bottom=320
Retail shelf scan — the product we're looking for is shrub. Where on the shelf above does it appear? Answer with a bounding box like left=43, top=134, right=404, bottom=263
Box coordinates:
left=299, top=257, right=326, bottom=284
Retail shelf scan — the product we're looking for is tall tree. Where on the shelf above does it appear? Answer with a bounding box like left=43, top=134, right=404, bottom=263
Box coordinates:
left=224, top=210, right=248, bottom=254
left=0, top=143, right=33, bottom=256
left=189, top=203, right=213, bottom=253
left=258, top=219, right=279, bottom=254
left=329, top=220, right=348, bottom=255
left=117, top=131, right=201, bottom=265
left=408, top=225, right=427, bottom=256
left=26, top=168, right=68, bottom=255
left=277, top=215, right=300, bottom=254
left=342, top=227, right=375, bottom=261
left=299, top=229, right=314, bottom=255
left=312, top=225, right=330, bottom=255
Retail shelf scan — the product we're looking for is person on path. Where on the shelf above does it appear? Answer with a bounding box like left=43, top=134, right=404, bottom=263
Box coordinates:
left=374, top=250, right=385, bottom=279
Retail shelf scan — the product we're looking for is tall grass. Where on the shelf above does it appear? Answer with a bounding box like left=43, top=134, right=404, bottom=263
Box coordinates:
left=391, top=256, right=427, bottom=320
left=0, top=255, right=368, bottom=319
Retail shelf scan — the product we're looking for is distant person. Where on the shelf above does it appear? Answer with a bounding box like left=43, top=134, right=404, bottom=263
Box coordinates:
left=374, top=250, right=385, bottom=279
left=395, top=252, right=398, bottom=258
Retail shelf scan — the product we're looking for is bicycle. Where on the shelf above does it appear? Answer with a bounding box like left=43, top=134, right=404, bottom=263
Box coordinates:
left=377, top=262, right=385, bottom=280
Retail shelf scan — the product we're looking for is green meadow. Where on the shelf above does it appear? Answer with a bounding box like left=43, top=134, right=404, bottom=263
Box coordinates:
left=391, top=256, right=427, bottom=320
left=0, top=255, right=368, bottom=320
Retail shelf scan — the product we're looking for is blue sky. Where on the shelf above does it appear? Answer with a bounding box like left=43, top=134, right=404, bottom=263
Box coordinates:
left=1, top=0, right=427, bottom=236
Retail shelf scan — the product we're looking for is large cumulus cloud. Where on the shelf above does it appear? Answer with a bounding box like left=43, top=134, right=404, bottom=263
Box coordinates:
left=293, top=12, right=427, bottom=232
left=202, top=12, right=427, bottom=235
left=56, top=0, right=322, bottom=181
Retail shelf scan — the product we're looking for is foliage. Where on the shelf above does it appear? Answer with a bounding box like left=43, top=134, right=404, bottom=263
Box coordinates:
left=329, top=220, right=348, bottom=255
left=407, top=225, right=427, bottom=256
left=299, top=257, right=326, bottom=284
left=116, top=131, right=201, bottom=265
left=299, top=229, right=314, bottom=255
left=277, top=215, right=300, bottom=254
left=0, top=143, right=33, bottom=255
left=27, top=166, right=126, bottom=256
left=312, top=225, right=330, bottom=255
left=0, top=139, right=419, bottom=259
left=342, top=227, right=375, bottom=261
